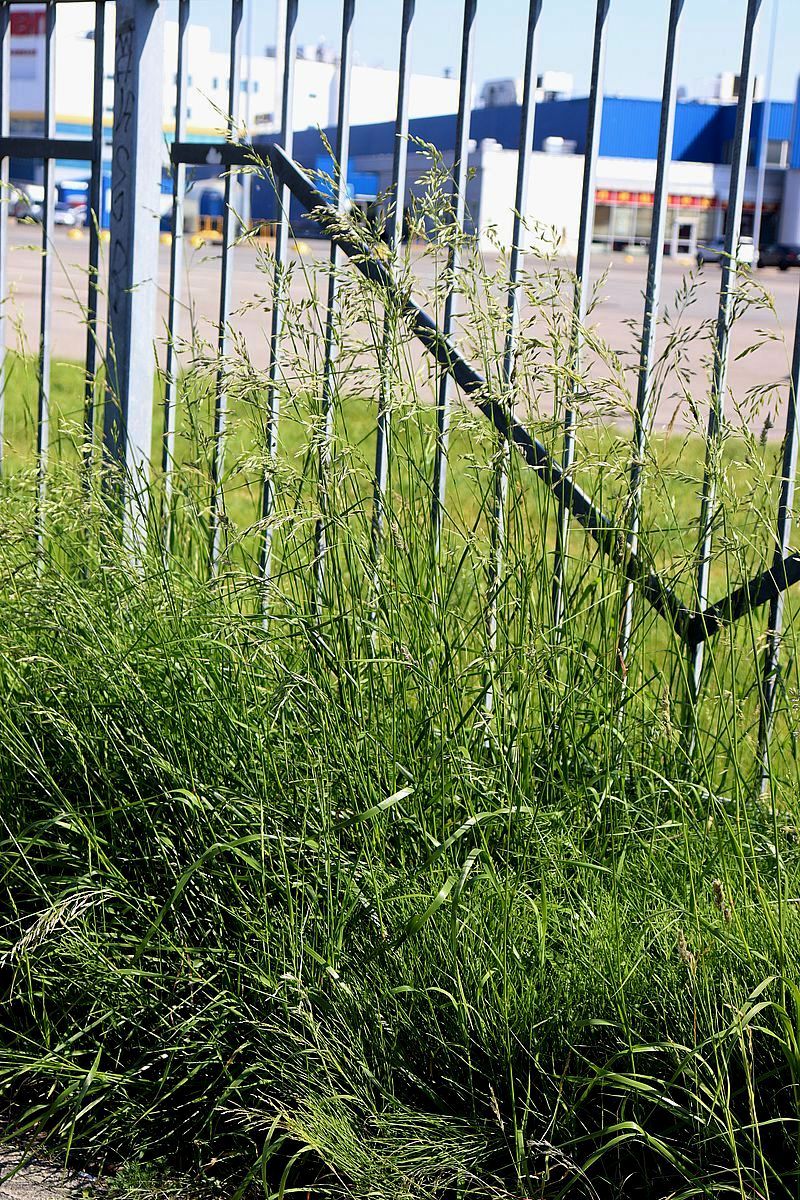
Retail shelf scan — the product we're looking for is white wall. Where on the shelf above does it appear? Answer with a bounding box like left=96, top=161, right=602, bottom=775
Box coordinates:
left=595, top=156, right=716, bottom=197
left=779, top=170, right=800, bottom=244
left=476, top=143, right=585, bottom=254
left=11, top=5, right=460, bottom=140
left=357, top=142, right=585, bottom=256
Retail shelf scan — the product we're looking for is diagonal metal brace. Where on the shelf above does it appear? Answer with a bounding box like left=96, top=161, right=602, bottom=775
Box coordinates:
left=684, top=551, right=800, bottom=646
left=260, top=142, right=691, bottom=639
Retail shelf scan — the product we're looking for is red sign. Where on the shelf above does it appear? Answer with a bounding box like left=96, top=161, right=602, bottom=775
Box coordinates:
left=11, top=9, right=46, bottom=37
left=595, top=188, right=719, bottom=210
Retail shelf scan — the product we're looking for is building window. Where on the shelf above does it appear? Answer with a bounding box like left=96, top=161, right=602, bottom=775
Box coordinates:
left=212, top=75, right=219, bottom=89
left=766, top=138, right=789, bottom=167
left=634, top=206, right=652, bottom=243
left=592, top=193, right=717, bottom=251
left=593, top=204, right=611, bottom=245
left=253, top=80, right=259, bottom=94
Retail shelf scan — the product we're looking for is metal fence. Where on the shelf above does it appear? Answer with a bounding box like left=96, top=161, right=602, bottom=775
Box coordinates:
left=0, top=0, right=799, bottom=784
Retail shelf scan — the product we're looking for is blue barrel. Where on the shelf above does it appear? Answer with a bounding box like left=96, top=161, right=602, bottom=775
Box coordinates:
left=199, top=188, right=225, bottom=217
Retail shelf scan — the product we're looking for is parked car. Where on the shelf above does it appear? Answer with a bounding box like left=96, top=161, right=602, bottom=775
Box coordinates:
left=54, top=201, right=86, bottom=227
left=696, top=236, right=755, bottom=268
left=13, top=195, right=41, bottom=222
left=15, top=199, right=85, bottom=227
left=696, top=237, right=725, bottom=266
left=757, top=243, right=800, bottom=270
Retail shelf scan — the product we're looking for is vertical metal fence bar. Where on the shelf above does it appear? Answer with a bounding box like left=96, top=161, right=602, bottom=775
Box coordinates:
left=617, top=0, right=685, bottom=671
left=209, top=0, right=243, bottom=572
left=551, top=0, right=610, bottom=630
left=103, top=0, right=165, bottom=548
left=486, top=0, right=543, bottom=713
left=82, top=0, right=106, bottom=479
left=689, top=0, right=764, bottom=700
left=258, top=0, right=298, bottom=598
left=314, top=0, right=355, bottom=608
left=0, top=4, right=9, bottom=476
left=758, top=280, right=800, bottom=792
left=241, top=0, right=254, bottom=228
left=36, top=1, right=57, bottom=549
left=161, top=0, right=190, bottom=538
left=430, top=0, right=477, bottom=557
left=751, top=0, right=778, bottom=260
left=370, top=0, right=415, bottom=599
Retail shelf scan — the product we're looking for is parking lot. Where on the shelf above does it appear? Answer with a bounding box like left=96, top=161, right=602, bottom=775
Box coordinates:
left=4, top=220, right=799, bottom=436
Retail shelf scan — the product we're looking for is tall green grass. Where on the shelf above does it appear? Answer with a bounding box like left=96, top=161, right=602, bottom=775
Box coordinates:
left=1, top=175, right=799, bottom=1198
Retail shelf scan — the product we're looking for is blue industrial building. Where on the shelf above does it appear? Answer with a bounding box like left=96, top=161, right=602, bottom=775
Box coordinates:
left=251, top=88, right=800, bottom=253
left=18, top=88, right=795, bottom=249
left=270, top=94, right=796, bottom=169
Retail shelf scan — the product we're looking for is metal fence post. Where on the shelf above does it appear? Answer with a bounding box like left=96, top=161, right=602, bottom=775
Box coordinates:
left=35, top=1, right=56, bottom=552
left=369, top=0, right=416, bottom=628
left=257, top=0, right=298, bottom=599
left=430, top=0, right=478, bottom=559
left=758, top=278, right=800, bottom=793
left=689, top=0, right=764, bottom=702
left=486, top=0, right=544, bottom=716
left=82, top=0, right=106, bottom=483
left=209, top=0, right=244, bottom=573
left=617, top=0, right=685, bottom=675
left=314, top=0, right=356, bottom=610
left=0, top=4, right=9, bottom=478
left=551, top=0, right=611, bottom=632
left=103, top=0, right=165, bottom=549
left=161, top=0, right=190, bottom=540
left=0, top=5, right=8, bottom=482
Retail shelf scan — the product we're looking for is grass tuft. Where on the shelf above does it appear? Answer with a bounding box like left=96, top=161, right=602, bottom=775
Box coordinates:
left=1, top=183, right=799, bottom=1197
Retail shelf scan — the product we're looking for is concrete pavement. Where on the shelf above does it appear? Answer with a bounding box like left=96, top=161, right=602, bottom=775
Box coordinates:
left=4, top=222, right=798, bottom=435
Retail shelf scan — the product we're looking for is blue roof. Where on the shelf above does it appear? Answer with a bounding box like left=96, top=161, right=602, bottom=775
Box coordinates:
left=255, top=94, right=796, bottom=173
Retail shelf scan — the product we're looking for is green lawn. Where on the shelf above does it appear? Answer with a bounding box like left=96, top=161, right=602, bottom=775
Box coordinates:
left=3, top=352, right=785, bottom=578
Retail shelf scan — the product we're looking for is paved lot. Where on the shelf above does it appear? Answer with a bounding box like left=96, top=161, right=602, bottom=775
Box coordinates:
left=4, top=221, right=799, bottom=435
left=0, top=1150, right=93, bottom=1200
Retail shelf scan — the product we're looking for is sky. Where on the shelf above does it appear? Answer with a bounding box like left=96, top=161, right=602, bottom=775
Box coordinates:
left=187, top=0, right=800, bottom=106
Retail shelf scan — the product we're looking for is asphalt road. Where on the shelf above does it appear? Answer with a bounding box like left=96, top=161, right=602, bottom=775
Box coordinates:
left=4, top=221, right=799, bottom=435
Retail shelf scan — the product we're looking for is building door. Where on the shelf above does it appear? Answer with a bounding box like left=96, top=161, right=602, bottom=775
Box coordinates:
left=671, top=220, right=697, bottom=257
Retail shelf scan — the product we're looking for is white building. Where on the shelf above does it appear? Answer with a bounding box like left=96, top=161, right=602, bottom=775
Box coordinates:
left=9, top=3, right=462, bottom=139
left=346, top=138, right=787, bottom=260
